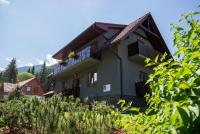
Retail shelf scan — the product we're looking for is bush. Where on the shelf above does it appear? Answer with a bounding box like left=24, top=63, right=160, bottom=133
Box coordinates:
left=0, top=95, right=124, bottom=134
left=7, top=86, right=24, bottom=100
left=17, top=72, right=34, bottom=82
left=120, top=7, right=200, bottom=134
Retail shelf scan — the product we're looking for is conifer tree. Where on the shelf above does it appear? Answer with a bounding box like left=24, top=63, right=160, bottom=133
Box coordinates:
left=0, top=71, right=3, bottom=83
left=3, top=58, right=18, bottom=83
left=27, top=67, right=31, bottom=73
left=39, top=61, right=48, bottom=88
left=31, top=66, right=35, bottom=74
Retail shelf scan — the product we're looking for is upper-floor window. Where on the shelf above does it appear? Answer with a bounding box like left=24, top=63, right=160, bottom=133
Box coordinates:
left=88, top=71, right=98, bottom=86
left=139, top=71, right=148, bottom=82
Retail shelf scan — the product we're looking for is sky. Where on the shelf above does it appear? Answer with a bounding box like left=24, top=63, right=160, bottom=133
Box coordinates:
left=0, top=0, right=199, bottom=70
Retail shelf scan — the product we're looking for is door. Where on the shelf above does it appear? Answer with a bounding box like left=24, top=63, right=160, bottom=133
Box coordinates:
left=72, top=78, right=80, bottom=98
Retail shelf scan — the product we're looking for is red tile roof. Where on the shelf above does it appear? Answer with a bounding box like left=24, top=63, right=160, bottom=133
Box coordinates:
left=52, top=22, right=126, bottom=60
left=111, top=13, right=150, bottom=44
left=53, top=13, right=170, bottom=60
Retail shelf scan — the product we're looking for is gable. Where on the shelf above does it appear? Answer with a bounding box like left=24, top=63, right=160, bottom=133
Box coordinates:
left=111, top=13, right=171, bottom=55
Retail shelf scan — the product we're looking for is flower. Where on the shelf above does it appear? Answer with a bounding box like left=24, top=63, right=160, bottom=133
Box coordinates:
left=68, top=51, right=76, bottom=58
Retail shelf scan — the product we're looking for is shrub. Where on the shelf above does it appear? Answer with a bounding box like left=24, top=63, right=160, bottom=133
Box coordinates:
left=17, top=72, right=34, bottom=82
left=0, top=95, right=123, bottom=134
left=7, top=86, right=24, bottom=100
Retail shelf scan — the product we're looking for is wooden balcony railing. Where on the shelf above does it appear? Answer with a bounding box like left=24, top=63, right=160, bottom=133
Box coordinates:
left=128, top=41, right=161, bottom=59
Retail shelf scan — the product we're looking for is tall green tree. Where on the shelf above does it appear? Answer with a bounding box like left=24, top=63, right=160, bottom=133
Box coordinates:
left=39, top=61, right=48, bottom=88
left=31, top=66, right=35, bottom=74
left=0, top=72, right=3, bottom=83
left=27, top=67, right=31, bottom=73
left=3, top=58, right=18, bottom=83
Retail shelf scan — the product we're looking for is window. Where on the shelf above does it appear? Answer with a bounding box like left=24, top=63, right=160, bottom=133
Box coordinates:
left=139, top=71, right=148, bottom=82
left=27, top=85, right=32, bottom=92
left=88, top=71, right=98, bottom=86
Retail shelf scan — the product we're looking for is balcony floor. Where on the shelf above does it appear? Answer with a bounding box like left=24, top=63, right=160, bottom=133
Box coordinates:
left=129, top=54, right=147, bottom=65
left=54, top=57, right=100, bottom=78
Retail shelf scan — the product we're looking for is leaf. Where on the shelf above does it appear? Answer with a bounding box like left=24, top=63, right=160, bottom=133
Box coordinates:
left=177, top=107, right=190, bottom=126
left=130, top=107, right=140, bottom=112
left=188, top=104, right=199, bottom=119
left=196, top=69, right=200, bottom=75
left=182, top=67, right=192, bottom=76
left=154, top=55, right=159, bottom=63
left=145, top=58, right=151, bottom=64
left=171, top=109, right=179, bottom=125
left=179, top=82, right=189, bottom=90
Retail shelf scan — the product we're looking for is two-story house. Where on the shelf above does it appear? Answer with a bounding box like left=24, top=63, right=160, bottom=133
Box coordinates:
left=52, top=13, right=171, bottom=104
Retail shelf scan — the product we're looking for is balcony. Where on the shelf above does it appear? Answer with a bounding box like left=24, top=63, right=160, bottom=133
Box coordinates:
left=128, top=41, right=161, bottom=65
left=53, top=46, right=101, bottom=77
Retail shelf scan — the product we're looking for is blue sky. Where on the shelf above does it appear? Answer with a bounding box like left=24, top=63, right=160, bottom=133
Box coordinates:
left=0, top=0, right=199, bottom=70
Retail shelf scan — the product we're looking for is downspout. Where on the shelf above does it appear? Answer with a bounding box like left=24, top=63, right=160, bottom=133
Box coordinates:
left=93, top=25, right=124, bottom=99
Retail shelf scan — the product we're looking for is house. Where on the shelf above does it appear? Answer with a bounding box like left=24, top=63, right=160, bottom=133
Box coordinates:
left=0, top=77, right=45, bottom=99
left=52, top=13, right=171, bottom=104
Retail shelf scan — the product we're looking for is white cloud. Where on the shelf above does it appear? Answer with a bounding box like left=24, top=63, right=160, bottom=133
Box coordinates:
left=35, top=58, right=44, bottom=65
left=26, top=63, right=34, bottom=67
left=46, top=54, right=57, bottom=66
left=36, top=54, right=57, bottom=66
left=0, top=0, right=10, bottom=5
left=0, top=67, right=5, bottom=71
left=17, top=59, right=22, bottom=63
left=5, top=57, right=12, bottom=62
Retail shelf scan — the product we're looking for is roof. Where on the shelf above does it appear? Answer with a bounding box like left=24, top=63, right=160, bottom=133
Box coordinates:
left=111, top=13, right=150, bottom=44
left=18, top=77, right=35, bottom=87
left=3, top=83, right=16, bottom=93
left=53, top=13, right=170, bottom=60
left=52, top=22, right=126, bottom=60
left=3, top=77, right=36, bottom=93
left=43, top=90, right=54, bottom=96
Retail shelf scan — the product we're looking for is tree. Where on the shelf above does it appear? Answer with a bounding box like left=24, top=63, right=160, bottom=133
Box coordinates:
left=39, top=61, right=48, bottom=88
left=17, top=72, right=34, bottom=82
left=0, top=72, right=3, bottom=83
left=7, top=86, right=24, bottom=100
left=31, top=66, right=35, bottom=74
left=27, top=67, right=31, bottom=73
left=3, top=58, right=18, bottom=83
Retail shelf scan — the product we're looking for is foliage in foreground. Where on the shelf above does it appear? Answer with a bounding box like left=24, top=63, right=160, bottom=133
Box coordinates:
left=119, top=8, right=200, bottom=134
left=0, top=95, right=124, bottom=134
left=7, top=86, right=24, bottom=100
